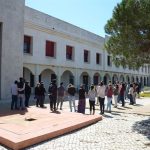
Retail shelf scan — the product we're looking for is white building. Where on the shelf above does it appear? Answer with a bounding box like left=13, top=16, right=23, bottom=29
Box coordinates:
left=0, top=0, right=150, bottom=100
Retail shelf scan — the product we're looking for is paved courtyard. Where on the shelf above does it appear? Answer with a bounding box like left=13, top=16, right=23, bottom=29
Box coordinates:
left=0, top=97, right=150, bottom=150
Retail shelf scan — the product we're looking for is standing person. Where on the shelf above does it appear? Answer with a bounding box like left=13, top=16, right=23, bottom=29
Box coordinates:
left=24, top=81, right=31, bottom=107
left=67, top=84, right=76, bottom=112
left=119, top=83, right=125, bottom=107
left=10, top=80, right=18, bottom=110
left=95, top=85, right=99, bottom=105
left=97, top=81, right=106, bottom=114
left=18, top=77, right=25, bottom=110
left=48, top=79, right=57, bottom=111
left=57, top=82, right=65, bottom=110
left=88, top=85, right=96, bottom=115
left=106, top=83, right=113, bottom=113
left=125, top=82, right=130, bottom=100
left=113, top=84, right=119, bottom=108
left=34, top=83, right=40, bottom=107
left=136, top=83, right=140, bottom=98
left=133, top=82, right=137, bottom=104
left=78, top=84, right=86, bottom=114
left=39, top=82, right=46, bottom=108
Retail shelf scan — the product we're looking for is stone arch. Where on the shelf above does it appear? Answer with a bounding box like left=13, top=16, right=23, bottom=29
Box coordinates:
left=40, top=69, right=56, bottom=91
left=119, top=74, right=125, bottom=82
left=131, top=76, right=135, bottom=83
left=126, top=75, right=130, bottom=83
left=93, top=72, right=101, bottom=85
left=112, top=74, right=118, bottom=84
left=103, top=73, right=111, bottom=85
left=39, top=67, right=56, bottom=76
left=136, top=76, right=139, bottom=83
left=80, top=72, right=91, bottom=92
left=23, top=67, right=34, bottom=87
left=61, top=70, right=75, bottom=89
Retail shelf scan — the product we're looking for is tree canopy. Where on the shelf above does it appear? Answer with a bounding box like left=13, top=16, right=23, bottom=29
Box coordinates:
left=104, top=0, right=150, bottom=69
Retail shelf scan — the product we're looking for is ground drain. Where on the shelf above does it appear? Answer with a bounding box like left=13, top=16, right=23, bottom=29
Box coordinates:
left=25, top=118, right=37, bottom=121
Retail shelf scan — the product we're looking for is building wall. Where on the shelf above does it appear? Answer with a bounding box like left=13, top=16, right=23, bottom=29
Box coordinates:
left=0, top=1, right=149, bottom=99
left=23, top=7, right=150, bottom=90
left=0, top=0, right=25, bottom=99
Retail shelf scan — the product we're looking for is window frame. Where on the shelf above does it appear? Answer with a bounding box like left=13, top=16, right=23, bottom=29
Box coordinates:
left=66, top=45, right=74, bottom=61
left=24, top=35, right=33, bottom=54
left=45, top=40, right=56, bottom=58
left=84, top=49, right=90, bottom=63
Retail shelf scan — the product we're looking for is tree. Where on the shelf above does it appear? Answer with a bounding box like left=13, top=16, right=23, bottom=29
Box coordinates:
left=104, top=0, right=150, bottom=69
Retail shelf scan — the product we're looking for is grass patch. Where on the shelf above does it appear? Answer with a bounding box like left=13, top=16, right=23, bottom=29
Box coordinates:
left=140, top=92, right=150, bottom=97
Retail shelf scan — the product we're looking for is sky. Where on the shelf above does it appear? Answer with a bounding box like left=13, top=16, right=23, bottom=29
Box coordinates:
left=25, top=0, right=122, bottom=37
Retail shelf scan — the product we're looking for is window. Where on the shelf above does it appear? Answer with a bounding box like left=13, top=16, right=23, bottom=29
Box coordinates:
left=107, top=55, right=112, bottom=66
left=96, top=53, right=101, bottom=65
left=24, top=35, right=32, bottom=54
left=84, top=50, right=90, bottom=63
left=66, top=45, right=73, bottom=60
left=46, top=40, right=55, bottom=57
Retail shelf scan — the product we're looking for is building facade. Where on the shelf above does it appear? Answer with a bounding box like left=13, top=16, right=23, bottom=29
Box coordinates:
left=0, top=0, right=150, bottom=100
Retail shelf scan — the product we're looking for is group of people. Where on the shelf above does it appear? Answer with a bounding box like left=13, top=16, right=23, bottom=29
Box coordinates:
left=11, top=77, right=141, bottom=115
left=10, top=77, right=31, bottom=110
left=76, top=81, right=141, bottom=115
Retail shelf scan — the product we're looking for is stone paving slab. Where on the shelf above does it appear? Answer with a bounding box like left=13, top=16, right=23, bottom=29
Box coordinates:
left=0, top=106, right=102, bottom=150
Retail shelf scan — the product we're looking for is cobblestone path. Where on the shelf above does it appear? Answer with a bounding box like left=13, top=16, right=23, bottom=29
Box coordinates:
left=0, top=98, right=150, bottom=150
left=1, top=112, right=149, bottom=150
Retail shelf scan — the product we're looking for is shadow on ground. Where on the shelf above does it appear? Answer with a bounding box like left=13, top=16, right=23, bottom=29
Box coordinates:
left=132, top=117, right=150, bottom=140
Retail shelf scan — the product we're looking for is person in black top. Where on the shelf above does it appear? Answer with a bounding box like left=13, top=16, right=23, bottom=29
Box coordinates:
left=24, top=81, right=31, bottom=107
left=78, top=84, right=86, bottom=114
left=34, top=83, right=40, bottom=107
left=48, top=79, right=57, bottom=112
left=39, top=82, right=46, bottom=108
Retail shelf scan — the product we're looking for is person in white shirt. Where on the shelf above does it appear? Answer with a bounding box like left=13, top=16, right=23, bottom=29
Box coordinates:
left=97, top=81, right=106, bottom=114
left=10, top=80, right=18, bottom=110
left=128, top=84, right=134, bottom=105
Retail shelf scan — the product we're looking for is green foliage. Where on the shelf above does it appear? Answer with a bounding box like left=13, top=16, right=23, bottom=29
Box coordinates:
left=105, top=0, right=150, bottom=69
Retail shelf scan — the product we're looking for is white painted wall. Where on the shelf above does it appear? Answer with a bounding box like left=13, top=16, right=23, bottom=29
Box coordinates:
left=0, top=0, right=25, bottom=99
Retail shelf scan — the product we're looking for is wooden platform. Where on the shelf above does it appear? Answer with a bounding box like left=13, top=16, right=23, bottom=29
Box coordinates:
left=0, top=106, right=102, bottom=150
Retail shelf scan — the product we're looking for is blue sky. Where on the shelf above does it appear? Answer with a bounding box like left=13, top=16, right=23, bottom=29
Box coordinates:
left=25, top=0, right=121, bottom=37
